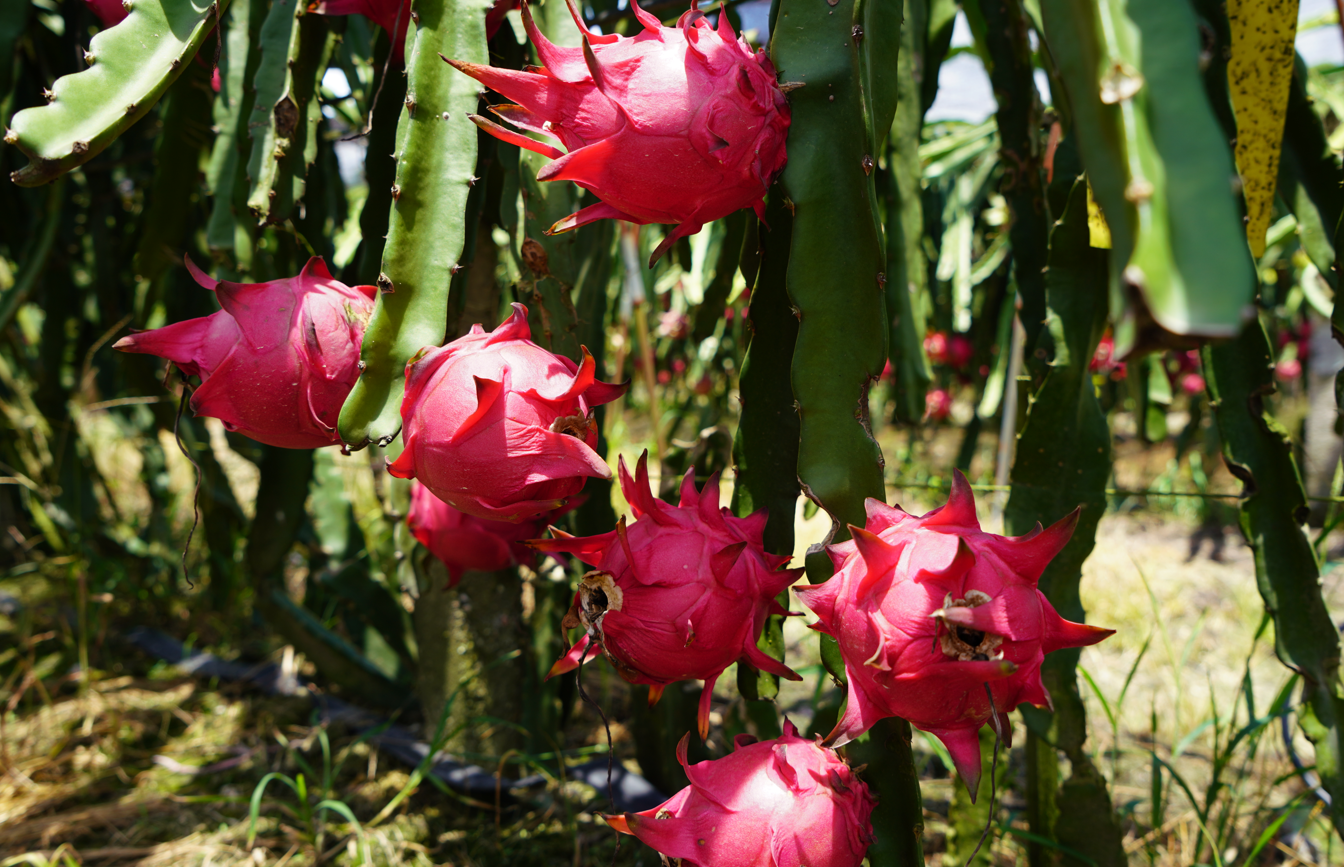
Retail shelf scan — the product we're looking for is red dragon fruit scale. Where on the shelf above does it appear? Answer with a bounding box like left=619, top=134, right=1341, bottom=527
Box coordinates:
left=793, top=470, right=1114, bottom=796
left=445, top=0, right=791, bottom=265
left=532, top=452, right=803, bottom=738
left=114, top=257, right=376, bottom=450
left=387, top=303, right=625, bottom=523
left=605, top=721, right=876, bottom=867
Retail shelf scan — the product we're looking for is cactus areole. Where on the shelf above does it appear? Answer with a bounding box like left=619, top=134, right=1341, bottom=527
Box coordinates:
left=445, top=0, right=790, bottom=264
left=534, top=452, right=802, bottom=737
left=606, top=721, right=876, bottom=867
left=114, top=257, right=375, bottom=450
left=387, top=303, right=625, bottom=522
left=794, top=471, right=1114, bottom=795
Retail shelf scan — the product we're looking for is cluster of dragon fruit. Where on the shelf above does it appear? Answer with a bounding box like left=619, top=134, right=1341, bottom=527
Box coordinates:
left=111, top=1, right=1113, bottom=864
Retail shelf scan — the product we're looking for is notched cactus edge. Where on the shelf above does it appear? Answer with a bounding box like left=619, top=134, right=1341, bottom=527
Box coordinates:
left=6, top=0, right=230, bottom=187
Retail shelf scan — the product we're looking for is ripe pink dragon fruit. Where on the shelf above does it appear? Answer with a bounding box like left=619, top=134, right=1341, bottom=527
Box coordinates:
left=387, top=303, right=624, bottom=522
left=446, top=0, right=790, bottom=264
left=533, top=452, right=802, bottom=738
left=605, top=721, right=876, bottom=867
left=408, top=482, right=553, bottom=586
left=114, top=258, right=375, bottom=450
left=794, top=471, right=1114, bottom=795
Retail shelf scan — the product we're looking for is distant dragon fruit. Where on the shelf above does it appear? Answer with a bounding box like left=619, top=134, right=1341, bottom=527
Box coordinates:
left=794, top=471, right=1113, bottom=795
left=445, top=0, right=791, bottom=264
left=114, top=258, right=375, bottom=450
left=534, top=452, right=802, bottom=738
left=606, top=721, right=876, bottom=867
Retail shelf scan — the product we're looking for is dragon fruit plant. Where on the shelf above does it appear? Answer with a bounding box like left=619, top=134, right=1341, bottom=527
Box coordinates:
left=387, top=303, right=625, bottom=522
left=533, top=452, right=802, bottom=738
left=407, top=481, right=553, bottom=586
left=605, top=720, right=876, bottom=867
left=114, top=258, right=376, bottom=450
left=445, top=0, right=791, bottom=264
left=794, top=471, right=1114, bottom=795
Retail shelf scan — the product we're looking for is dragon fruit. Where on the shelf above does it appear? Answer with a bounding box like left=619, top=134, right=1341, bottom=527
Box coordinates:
left=408, top=482, right=553, bottom=586
left=605, top=720, right=876, bottom=867
left=445, top=0, right=790, bottom=264
left=114, top=258, right=375, bottom=450
left=794, top=471, right=1113, bottom=795
left=387, top=303, right=624, bottom=522
left=533, top=452, right=802, bottom=738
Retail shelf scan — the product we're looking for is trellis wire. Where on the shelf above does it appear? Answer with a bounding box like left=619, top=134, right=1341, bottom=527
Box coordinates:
left=889, top=480, right=1344, bottom=504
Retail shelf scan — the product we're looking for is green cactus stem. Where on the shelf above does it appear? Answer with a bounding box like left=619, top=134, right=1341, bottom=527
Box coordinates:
left=247, top=446, right=406, bottom=708
left=978, top=0, right=1050, bottom=356
left=731, top=194, right=797, bottom=717
left=771, top=0, right=923, bottom=862
left=881, top=0, right=932, bottom=425
left=1205, top=317, right=1344, bottom=841
left=134, top=59, right=214, bottom=285
left=7, top=0, right=228, bottom=187
left=337, top=0, right=487, bottom=449
left=244, top=0, right=337, bottom=226
left=344, top=33, right=408, bottom=287
left=205, top=0, right=265, bottom=273
left=1039, top=0, right=1254, bottom=356
left=1005, top=178, right=1125, bottom=867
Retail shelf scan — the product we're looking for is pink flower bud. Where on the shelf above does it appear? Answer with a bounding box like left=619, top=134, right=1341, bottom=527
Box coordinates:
left=794, top=472, right=1114, bottom=795
left=446, top=0, right=790, bottom=264
left=114, top=258, right=375, bottom=450
left=407, top=482, right=550, bottom=586
left=1180, top=373, right=1206, bottom=396
left=388, top=303, right=625, bottom=522
left=606, top=721, right=876, bottom=867
left=534, top=452, right=802, bottom=738
left=1275, top=358, right=1302, bottom=382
